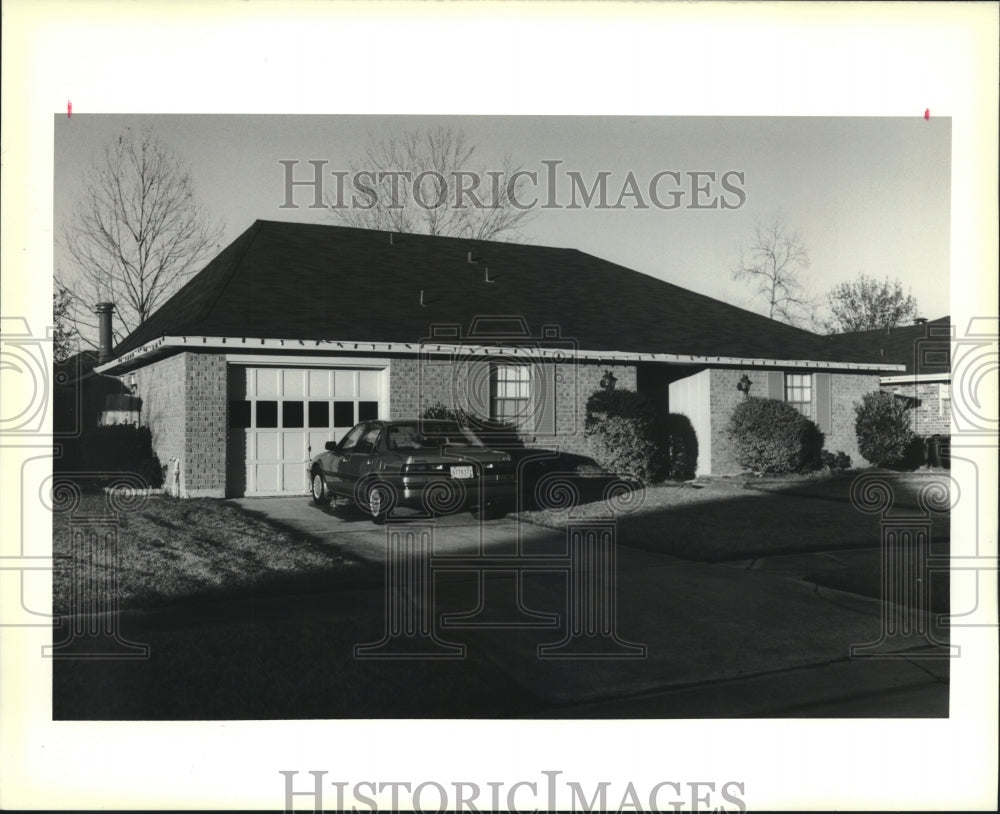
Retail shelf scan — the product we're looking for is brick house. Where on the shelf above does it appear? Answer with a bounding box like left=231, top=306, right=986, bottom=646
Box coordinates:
left=94, top=220, right=903, bottom=496
left=826, top=317, right=952, bottom=438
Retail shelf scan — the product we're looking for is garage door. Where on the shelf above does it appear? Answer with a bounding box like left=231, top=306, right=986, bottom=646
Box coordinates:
left=227, top=365, right=387, bottom=496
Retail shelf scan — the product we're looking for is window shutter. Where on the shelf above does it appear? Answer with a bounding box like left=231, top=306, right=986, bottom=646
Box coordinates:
left=815, top=372, right=832, bottom=434
left=469, top=360, right=492, bottom=421
left=767, top=371, right=784, bottom=399
left=534, top=364, right=557, bottom=436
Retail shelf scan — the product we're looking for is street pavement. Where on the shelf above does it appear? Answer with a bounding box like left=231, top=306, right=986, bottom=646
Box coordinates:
left=215, top=494, right=950, bottom=717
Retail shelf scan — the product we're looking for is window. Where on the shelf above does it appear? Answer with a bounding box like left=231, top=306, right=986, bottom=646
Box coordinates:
left=256, top=401, right=278, bottom=428
left=338, top=424, right=366, bottom=453
left=333, top=401, right=355, bottom=428
left=939, top=382, right=951, bottom=417
left=282, top=401, right=304, bottom=428
left=784, top=374, right=813, bottom=419
left=308, top=401, right=330, bottom=428
left=356, top=426, right=382, bottom=455
left=491, top=364, right=532, bottom=424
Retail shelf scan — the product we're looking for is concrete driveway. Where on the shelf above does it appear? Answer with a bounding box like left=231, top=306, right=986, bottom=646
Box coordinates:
left=227, top=495, right=557, bottom=561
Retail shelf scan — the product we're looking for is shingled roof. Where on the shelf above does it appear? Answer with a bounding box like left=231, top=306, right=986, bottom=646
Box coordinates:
left=824, top=317, right=952, bottom=376
left=107, top=220, right=903, bottom=368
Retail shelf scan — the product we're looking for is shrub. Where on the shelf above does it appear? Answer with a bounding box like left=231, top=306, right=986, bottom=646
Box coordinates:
left=585, top=388, right=663, bottom=483
left=422, top=402, right=466, bottom=422
left=821, top=450, right=853, bottom=471
left=657, top=413, right=699, bottom=479
left=726, top=397, right=825, bottom=475
left=854, top=391, right=914, bottom=467
left=421, top=402, right=524, bottom=447
left=80, top=424, right=164, bottom=487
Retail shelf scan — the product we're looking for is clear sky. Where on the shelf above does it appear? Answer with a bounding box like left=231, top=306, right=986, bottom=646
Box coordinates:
left=54, top=114, right=951, bottom=324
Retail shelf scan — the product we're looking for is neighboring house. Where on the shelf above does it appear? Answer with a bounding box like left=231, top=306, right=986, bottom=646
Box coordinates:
left=826, top=317, right=952, bottom=437
left=54, top=350, right=138, bottom=452
left=94, top=220, right=903, bottom=496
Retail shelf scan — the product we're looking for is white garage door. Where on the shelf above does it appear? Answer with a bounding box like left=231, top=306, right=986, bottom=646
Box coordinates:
left=227, top=365, right=387, bottom=496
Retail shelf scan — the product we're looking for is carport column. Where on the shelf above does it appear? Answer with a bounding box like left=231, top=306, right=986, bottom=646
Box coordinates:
left=538, top=520, right=646, bottom=659
left=354, top=523, right=464, bottom=658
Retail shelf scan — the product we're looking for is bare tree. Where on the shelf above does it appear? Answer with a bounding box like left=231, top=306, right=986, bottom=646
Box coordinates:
left=731, top=217, right=814, bottom=326
left=52, top=285, right=78, bottom=363
left=823, top=274, right=921, bottom=333
left=327, top=127, right=534, bottom=241
left=57, top=127, right=222, bottom=347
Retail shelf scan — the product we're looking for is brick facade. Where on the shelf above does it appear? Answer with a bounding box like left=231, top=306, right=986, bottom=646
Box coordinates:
left=704, top=368, right=881, bottom=474
left=129, top=352, right=228, bottom=498
left=820, top=371, right=880, bottom=468
left=183, top=354, right=228, bottom=496
left=707, top=368, right=776, bottom=475
left=129, top=349, right=887, bottom=495
left=883, top=380, right=951, bottom=437
left=389, top=355, right=636, bottom=457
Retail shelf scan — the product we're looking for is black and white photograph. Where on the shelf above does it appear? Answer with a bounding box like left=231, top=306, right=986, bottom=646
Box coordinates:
left=48, top=113, right=958, bottom=724
left=2, top=2, right=997, bottom=812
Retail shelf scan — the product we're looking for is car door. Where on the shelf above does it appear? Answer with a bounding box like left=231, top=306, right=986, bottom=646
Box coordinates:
left=326, top=423, right=366, bottom=496
left=342, top=425, right=383, bottom=489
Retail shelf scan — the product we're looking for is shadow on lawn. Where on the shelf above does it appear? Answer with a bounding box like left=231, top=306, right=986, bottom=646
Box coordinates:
left=519, top=470, right=951, bottom=614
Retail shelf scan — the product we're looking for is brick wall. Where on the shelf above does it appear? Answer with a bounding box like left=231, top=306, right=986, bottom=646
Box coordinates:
left=707, top=369, right=776, bottom=475
left=552, top=361, right=636, bottom=457
left=130, top=354, right=186, bottom=488
left=389, top=355, right=636, bottom=458
left=183, top=353, right=227, bottom=497
left=706, top=368, right=881, bottom=475
left=389, top=356, right=455, bottom=418
left=129, top=352, right=227, bottom=498
left=827, top=372, right=881, bottom=466
left=883, top=381, right=951, bottom=436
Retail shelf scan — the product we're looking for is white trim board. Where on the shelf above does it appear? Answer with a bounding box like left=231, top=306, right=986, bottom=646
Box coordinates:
left=97, top=334, right=906, bottom=375
left=880, top=372, right=952, bottom=384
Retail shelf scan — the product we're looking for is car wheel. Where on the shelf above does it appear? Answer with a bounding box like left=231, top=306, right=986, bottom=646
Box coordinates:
left=365, top=482, right=393, bottom=525
left=311, top=471, right=330, bottom=505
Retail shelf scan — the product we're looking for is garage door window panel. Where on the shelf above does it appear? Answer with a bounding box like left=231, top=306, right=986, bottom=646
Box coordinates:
left=283, top=401, right=304, bottom=428
left=256, top=401, right=278, bottom=428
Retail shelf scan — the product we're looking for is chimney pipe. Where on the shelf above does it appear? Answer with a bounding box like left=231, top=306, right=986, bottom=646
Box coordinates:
left=95, top=302, right=115, bottom=363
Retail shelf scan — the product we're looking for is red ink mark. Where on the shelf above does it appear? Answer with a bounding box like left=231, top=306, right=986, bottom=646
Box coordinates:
left=67, top=100, right=72, bottom=118
left=924, top=108, right=930, bottom=120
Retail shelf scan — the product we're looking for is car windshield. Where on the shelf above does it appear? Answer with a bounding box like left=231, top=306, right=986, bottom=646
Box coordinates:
left=387, top=422, right=485, bottom=450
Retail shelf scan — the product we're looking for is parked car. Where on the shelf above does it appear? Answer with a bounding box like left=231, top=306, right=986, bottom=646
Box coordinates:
left=308, top=419, right=516, bottom=523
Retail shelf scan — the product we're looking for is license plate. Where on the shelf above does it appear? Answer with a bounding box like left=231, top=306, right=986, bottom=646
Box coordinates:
left=450, top=466, right=474, bottom=479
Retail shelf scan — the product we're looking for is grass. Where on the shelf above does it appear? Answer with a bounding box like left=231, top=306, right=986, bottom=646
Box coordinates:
left=518, top=473, right=951, bottom=563
left=52, top=492, right=368, bottom=614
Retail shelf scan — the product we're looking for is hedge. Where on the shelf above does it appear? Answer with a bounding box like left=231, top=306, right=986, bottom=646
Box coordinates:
left=726, top=397, right=825, bottom=475
left=854, top=391, right=914, bottom=467
left=79, top=424, right=164, bottom=487
left=585, top=388, right=664, bottom=483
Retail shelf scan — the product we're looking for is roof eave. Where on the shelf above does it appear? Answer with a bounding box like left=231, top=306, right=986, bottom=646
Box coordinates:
left=95, top=335, right=907, bottom=375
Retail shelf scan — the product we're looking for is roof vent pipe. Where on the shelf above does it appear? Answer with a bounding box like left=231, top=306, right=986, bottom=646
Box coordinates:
left=95, top=302, right=115, bottom=364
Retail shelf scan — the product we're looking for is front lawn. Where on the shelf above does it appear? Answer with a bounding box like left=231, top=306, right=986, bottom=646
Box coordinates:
left=517, top=473, right=951, bottom=563
left=53, top=492, right=367, bottom=614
